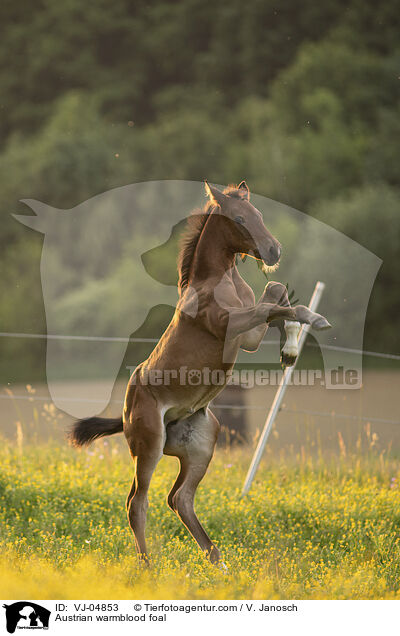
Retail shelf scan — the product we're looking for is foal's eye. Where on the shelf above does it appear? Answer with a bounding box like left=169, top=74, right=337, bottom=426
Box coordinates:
left=235, top=215, right=245, bottom=225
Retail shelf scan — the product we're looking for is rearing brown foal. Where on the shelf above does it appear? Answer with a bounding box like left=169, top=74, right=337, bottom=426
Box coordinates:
left=70, top=181, right=330, bottom=565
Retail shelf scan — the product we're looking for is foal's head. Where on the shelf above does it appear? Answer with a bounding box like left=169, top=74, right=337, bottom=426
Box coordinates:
left=205, top=181, right=281, bottom=267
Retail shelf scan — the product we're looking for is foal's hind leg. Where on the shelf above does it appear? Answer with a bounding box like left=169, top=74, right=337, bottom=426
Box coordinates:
left=164, top=408, right=221, bottom=564
left=124, top=390, right=165, bottom=562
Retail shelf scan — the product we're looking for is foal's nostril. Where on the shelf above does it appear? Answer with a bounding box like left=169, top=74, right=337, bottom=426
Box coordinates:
left=269, top=244, right=281, bottom=263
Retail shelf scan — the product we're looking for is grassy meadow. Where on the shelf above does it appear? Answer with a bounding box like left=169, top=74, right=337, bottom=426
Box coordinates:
left=0, top=426, right=400, bottom=601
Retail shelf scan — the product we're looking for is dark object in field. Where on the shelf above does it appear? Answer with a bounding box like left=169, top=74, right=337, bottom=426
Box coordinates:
left=70, top=181, right=331, bottom=567
left=213, top=385, right=248, bottom=447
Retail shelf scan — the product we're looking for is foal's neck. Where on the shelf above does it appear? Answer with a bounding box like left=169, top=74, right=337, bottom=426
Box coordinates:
left=190, top=214, right=236, bottom=285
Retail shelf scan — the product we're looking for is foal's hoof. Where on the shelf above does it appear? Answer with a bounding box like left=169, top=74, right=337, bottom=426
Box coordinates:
left=138, top=553, right=151, bottom=568
left=281, top=351, right=297, bottom=367
left=311, top=314, right=332, bottom=331
left=217, top=561, right=229, bottom=574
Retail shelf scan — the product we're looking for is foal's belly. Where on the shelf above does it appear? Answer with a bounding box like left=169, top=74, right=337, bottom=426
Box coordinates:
left=138, top=324, right=241, bottom=423
left=163, top=380, right=226, bottom=423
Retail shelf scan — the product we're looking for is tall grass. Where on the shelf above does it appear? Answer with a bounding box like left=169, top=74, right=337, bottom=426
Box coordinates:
left=0, top=430, right=399, bottom=599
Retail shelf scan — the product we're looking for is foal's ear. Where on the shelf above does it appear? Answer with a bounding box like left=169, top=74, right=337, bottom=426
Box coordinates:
left=237, top=180, right=250, bottom=200
left=204, top=181, right=227, bottom=207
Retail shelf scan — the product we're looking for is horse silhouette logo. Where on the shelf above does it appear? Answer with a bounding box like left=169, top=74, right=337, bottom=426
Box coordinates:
left=3, top=602, right=50, bottom=633
left=14, top=181, right=381, bottom=417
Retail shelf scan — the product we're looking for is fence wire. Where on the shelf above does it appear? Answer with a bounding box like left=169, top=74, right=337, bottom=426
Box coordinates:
left=1, top=331, right=399, bottom=426
left=0, top=331, right=399, bottom=360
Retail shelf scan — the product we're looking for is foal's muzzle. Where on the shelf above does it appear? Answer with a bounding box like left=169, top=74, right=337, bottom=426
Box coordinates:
left=268, top=244, right=281, bottom=265
left=259, top=243, right=281, bottom=266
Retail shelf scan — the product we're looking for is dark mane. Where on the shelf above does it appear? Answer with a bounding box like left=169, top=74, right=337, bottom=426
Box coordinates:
left=178, top=204, right=213, bottom=293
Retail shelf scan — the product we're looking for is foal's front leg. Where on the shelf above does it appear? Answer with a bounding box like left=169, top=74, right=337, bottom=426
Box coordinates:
left=239, top=281, right=295, bottom=352
left=238, top=281, right=300, bottom=360
left=258, top=282, right=298, bottom=364
left=262, top=281, right=331, bottom=365
left=259, top=282, right=300, bottom=365
left=261, top=281, right=331, bottom=330
left=281, top=320, right=301, bottom=366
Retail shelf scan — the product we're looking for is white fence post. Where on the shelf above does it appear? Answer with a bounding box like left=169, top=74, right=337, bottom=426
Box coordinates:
left=241, top=280, right=326, bottom=497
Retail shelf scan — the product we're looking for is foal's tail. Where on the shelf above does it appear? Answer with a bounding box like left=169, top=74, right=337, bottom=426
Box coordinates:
left=69, top=416, right=123, bottom=447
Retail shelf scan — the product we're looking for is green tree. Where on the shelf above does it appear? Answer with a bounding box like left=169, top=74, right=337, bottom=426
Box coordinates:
left=312, top=185, right=400, bottom=351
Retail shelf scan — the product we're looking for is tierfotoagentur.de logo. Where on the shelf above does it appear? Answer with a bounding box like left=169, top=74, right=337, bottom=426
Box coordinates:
left=2, top=602, right=50, bottom=633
